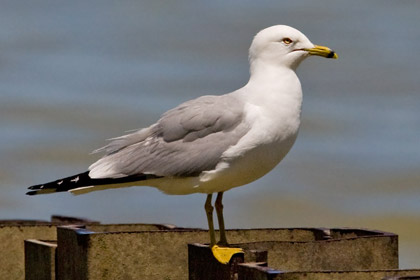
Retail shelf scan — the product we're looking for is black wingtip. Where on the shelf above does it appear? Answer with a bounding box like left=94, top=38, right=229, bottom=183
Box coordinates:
left=27, top=183, right=44, bottom=195
left=26, top=171, right=91, bottom=195
left=28, top=184, right=40, bottom=190
left=26, top=190, right=38, bottom=196
left=26, top=171, right=161, bottom=196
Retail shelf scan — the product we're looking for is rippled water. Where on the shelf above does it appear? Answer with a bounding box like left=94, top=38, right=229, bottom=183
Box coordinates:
left=1, top=0, right=419, bottom=268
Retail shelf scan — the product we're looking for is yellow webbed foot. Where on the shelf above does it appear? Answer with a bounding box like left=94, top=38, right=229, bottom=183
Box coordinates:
left=211, top=245, right=243, bottom=264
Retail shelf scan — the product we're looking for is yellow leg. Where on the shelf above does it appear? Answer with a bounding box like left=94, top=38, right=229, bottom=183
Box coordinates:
left=215, top=192, right=228, bottom=246
left=210, top=192, right=244, bottom=264
left=205, top=194, right=216, bottom=246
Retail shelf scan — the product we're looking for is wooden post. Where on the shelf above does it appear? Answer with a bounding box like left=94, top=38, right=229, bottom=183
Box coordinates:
left=24, top=240, right=57, bottom=280
left=188, top=243, right=245, bottom=280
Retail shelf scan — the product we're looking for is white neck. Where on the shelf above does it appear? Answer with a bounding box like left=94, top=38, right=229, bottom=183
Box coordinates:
left=245, top=59, right=302, bottom=98
left=237, top=59, right=303, bottom=129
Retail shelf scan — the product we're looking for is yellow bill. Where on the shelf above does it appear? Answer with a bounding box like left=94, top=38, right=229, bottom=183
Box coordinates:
left=305, top=45, right=338, bottom=59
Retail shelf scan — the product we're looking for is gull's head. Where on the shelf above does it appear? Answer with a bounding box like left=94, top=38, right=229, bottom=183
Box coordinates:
left=249, top=25, right=337, bottom=71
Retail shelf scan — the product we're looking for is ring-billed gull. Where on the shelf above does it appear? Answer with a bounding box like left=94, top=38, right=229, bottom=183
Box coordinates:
left=27, top=25, right=337, bottom=263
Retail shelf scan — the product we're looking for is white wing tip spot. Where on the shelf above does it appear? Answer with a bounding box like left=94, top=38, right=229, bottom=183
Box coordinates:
left=70, top=176, right=80, bottom=183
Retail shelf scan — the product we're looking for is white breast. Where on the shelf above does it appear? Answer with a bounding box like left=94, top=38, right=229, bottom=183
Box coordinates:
left=195, top=90, right=302, bottom=193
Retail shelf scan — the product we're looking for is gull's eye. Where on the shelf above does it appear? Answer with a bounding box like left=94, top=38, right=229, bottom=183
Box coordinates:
left=282, top=38, right=293, bottom=45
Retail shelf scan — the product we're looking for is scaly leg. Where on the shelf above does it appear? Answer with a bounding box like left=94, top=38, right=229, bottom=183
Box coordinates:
left=215, top=192, right=228, bottom=246
left=205, top=194, right=216, bottom=246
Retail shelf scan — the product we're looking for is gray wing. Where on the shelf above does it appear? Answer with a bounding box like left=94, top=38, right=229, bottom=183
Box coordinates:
left=89, top=94, right=249, bottom=178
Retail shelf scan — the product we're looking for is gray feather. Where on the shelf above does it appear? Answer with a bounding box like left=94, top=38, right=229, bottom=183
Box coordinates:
left=89, top=94, right=248, bottom=178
